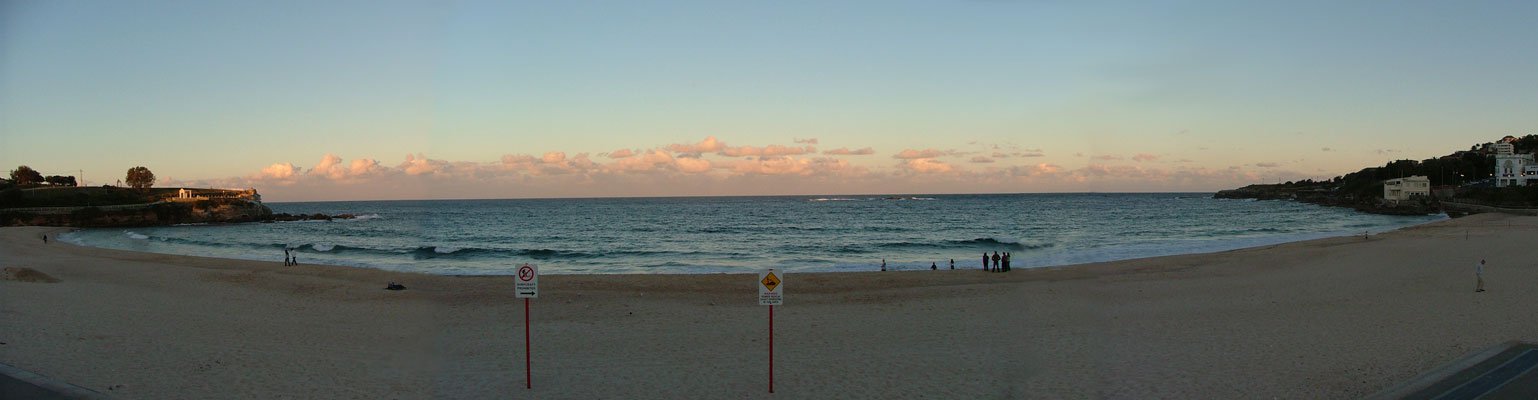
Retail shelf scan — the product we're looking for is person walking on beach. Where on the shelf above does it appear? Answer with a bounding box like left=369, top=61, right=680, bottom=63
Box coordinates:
left=949, top=259, right=954, bottom=270
left=1476, top=259, right=1486, bottom=292
left=284, top=248, right=291, bottom=265
left=931, top=262, right=937, bottom=270
left=881, top=259, right=887, bottom=272
left=41, top=234, right=47, bottom=244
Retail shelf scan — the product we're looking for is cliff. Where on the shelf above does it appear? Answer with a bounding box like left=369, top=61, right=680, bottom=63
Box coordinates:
left=0, top=198, right=274, bottom=227
left=1213, top=183, right=1439, bottom=216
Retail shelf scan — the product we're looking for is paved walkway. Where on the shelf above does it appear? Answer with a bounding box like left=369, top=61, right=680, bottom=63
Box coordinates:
left=1373, top=342, right=1538, bottom=400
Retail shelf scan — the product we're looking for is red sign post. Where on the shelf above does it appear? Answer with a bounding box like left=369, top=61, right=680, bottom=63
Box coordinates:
left=759, top=270, right=783, bottom=393
left=516, top=264, right=539, bottom=389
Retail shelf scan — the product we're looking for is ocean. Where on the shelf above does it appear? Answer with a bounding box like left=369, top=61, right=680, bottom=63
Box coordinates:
left=58, top=193, right=1446, bottom=275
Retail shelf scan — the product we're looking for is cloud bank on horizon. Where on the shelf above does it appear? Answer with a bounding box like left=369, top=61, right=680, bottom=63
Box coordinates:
left=163, top=136, right=1297, bottom=201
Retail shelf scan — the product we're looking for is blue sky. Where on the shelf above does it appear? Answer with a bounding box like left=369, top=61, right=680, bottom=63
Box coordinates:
left=2, top=0, right=1535, bottom=200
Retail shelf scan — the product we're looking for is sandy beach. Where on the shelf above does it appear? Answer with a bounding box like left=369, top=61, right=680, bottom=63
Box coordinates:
left=3, top=213, right=1538, bottom=399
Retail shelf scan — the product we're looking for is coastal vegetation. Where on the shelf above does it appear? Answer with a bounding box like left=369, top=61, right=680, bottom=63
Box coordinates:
left=1216, top=134, right=1538, bottom=214
left=125, top=166, right=155, bottom=189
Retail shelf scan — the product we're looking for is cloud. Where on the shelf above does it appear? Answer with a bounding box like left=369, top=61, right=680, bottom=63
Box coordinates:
left=207, top=136, right=1312, bottom=202
left=794, top=138, right=818, bottom=144
left=1321, top=147, right=1333, bottom=152
left=310, top=153, right=387, bottom=180
left=899, top=158, right=955, bottom=174
left=405, top=154, right=456, bottom=176
left=1009, top=163, right=1062, bottom=177
left=666, top=136, right=727, bottom=154
left=894, top=149, right=948, bottom=159
left=251, top=163, right=300, bottom=181
left=720, top=145, right=816, bottom=157
left=823, top=147, right=875, bottom=156
left=1376, top=149, right=1399, bottom=155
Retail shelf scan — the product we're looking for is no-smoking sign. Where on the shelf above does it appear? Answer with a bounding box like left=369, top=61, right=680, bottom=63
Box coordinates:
left=516, top=264, right=539, bottom=298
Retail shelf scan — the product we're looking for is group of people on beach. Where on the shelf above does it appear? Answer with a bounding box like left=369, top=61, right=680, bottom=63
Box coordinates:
left=877, top=251, right=1013, bottom=272
left=984, top=251, right=1011, bottom=272
left=282, top=248, right=299, bottom=266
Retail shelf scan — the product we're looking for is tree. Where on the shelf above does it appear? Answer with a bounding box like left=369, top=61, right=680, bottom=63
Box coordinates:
left=44, top=175, right=77, bottom=186
left=9, top=165, right=44, bottom=185
left=125, top=166, right=155, bottom=189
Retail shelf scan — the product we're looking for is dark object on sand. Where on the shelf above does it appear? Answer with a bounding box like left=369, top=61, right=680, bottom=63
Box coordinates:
left=1, top=267, right=61, bottom=283
left=385, top=282, right=406, bottom=291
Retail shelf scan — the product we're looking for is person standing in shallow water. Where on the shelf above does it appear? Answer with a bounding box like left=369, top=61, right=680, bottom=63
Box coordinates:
left=881, top=259, right=887, bottom=272
left=949, top=259, right=954, bottom=270
left=992, top=252, right=1001, bottom=272
left=931, top=262, right=937, bottom=270
left=1003, top=252, right=1010, bottom=272
left=982, top=253, right=988, bottom=271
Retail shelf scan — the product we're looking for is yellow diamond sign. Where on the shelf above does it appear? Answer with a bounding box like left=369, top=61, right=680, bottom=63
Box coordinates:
left=761, top=272, right=781, bottom=292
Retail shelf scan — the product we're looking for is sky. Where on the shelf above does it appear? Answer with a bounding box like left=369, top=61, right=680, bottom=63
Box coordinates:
left=2, top=0, right=1536, bottom=201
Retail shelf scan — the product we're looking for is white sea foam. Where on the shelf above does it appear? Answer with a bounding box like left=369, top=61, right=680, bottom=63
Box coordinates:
left=434, top=246, right=460, bottom=254
left=352, top=214, right=382, bottom=220
left=124, top=231, right=149, bottom=240
left=312, top=243, right=335, bottom=252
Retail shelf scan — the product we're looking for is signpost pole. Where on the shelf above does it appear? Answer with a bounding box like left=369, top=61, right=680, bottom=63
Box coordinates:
left=769, top=304, right=774, bottom=394
left=515, top=263, right=539, bottom=391
left=525, top=297, right=532, bottom=390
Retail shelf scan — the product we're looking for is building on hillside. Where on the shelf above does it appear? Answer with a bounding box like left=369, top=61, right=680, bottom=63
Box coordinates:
left=1383, top=176, right=1430, bottom=205
left=172, top=188, right=262, bottom=202
left=1494, top=143, right=1538, bottom=187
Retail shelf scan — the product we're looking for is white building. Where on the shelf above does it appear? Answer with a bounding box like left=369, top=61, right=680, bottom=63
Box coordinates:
left=1494, top=143, right=1538, bottom=187
left=1383, top=176, right=1430, bottom=205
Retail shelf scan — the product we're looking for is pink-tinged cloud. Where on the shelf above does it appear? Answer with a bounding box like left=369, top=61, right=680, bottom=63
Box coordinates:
left=1009, top=163, right=1063, bottom=177
left=1092, top=155, right=1123, bottom=161
left=899, top=158, right=955, bottom=174
left=823, top=147, right=875, bottom=156
left=674, top=157, right=713, bottom=174
left=719, top=145, right=816, bottom=157
left=606, top=149, right=636, bottom=159
left=1017, top=152, right=1045, bottom=157
left=666, top=136, right=727, bottom=154
left=310, top=153, right=387, bottom=180
left=794, top=138, right=818, bottom=144
left=1132, top=153, right=1161, bottom=162
left=405, top=154, right=456, bottom=176
left=1255, top=162, right=1281, bottom=168
left=894, top=149, right=947, bottom=159
left=970, top=156, right=995, bottom=163
left=251, top=163, right=300, bottom=181
left=606, top=150, right=713, bottom=174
